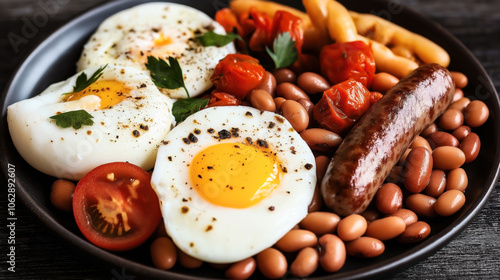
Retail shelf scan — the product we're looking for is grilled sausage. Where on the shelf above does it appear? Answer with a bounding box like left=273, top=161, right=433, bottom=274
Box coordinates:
left=321, top=64, right=455, bottom=216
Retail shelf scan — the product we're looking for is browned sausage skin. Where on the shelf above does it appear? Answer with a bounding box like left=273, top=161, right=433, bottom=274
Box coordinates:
left=321, top=64, right=455, bottom=216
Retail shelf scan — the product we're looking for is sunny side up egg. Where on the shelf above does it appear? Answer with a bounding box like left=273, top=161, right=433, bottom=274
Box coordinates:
left=151, top=106, right=317, bottom=263
left=76, top=2, right=236, bottom=99
left=7, top=64, right=174, bottom=180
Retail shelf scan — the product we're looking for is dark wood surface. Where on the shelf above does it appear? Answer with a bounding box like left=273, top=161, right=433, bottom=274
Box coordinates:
left=0, top=0, right=499, bottom=279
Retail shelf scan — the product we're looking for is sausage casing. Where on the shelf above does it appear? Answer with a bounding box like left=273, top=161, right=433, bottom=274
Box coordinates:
left=321, top=64, right=455, bottom=216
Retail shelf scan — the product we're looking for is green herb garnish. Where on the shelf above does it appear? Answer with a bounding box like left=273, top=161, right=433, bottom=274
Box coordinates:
left=172, top=98, right=209, bottom=123
left=50, top=110, right=94, bottom=129
left=266, top=32, right=298, bottom=69
left=196, top=30, right=243, bottom=47
left=63, top=64, right=107, bottom=95
left=146, top=56, right=189, bottom=98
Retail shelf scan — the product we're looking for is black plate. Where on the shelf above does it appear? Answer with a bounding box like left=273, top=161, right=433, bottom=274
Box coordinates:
left=1, top=0, right=499, bottom=279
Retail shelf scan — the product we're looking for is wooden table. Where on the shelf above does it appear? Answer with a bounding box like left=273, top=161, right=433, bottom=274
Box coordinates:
left=1, top=0, right=499, bottom=279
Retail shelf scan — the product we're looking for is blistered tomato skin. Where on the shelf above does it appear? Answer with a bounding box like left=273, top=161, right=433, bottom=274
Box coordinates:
left=72, top=162, right=162, bottom=251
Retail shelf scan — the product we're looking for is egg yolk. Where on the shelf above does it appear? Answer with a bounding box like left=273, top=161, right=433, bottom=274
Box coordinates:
left=64, top=80, right=129, bottom=109
left=189, top=142, right=283, bottom=208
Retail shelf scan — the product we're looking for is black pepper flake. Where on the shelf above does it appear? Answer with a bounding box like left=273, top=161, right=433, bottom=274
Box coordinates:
left=268, top=122, right=276, bottom=129
left=305, top=163, right=313, bottom=170
left=162, top=140, right=170, bottom=145
left=139, top=124, right=149, bottom=130
left=246, top=137, right=253, bottom=145
left=256, top=139, right=269, bottom=148
left=132, top=130, right=140, bottom=137
left=182, top=138, right=190, bottom=144
left=290, top=146, right=297, bottom=154
left=207, top=128, right=215, bottom=134
left=198, top=174, right=202, bottom=179
left=188, top=133, right=198, bottom=143
left=189, top=242, right=194, bottom=247
left=194, top=129, right=201, bottom=135
left=205, top=225, right=213, bottom=232
left=268, top=206, right=275, bottom=211
left=207, top=166, right=214, bottom=170
left=274, top=116, right=285, bottom=123
left=139, top=83, right=147, bottom=88
left=245, top=111, right=253, bottom=117
left=234, top=145, right=240, bottom=149
left=212, top=217, right=217, bottom=222
left=181, top=206, right=189, bottom=214
left=168, top=156, right=173, bottom=161
left=282, top=166, right=288, bottom=173
left=230, top=127, right=240, bottom=137
left=217, top=129, right=231, bottom=140
left=182, top=198, right=188, bottom=202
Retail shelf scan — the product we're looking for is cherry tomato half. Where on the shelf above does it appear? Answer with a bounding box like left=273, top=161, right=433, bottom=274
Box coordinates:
left=211, top=54, right=265, bottom=100
left=73, top=162, right=161, bottom=251
left=320, top=40, right=376, bottom=88
left=313, top=79, right=372, bottom=135
left=207, top=92, right=241, bottom=107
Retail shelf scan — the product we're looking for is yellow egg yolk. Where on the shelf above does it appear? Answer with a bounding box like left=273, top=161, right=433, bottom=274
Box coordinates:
left=189, top=142, right=283, bottom=208
left=64, top=80, right=129, bottom=110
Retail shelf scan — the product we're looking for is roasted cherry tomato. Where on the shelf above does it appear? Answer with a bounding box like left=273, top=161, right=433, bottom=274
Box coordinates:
left=313, top=79, right=372, bottom=135
left=73, top=162, right=161, bottom=251
left=215, top=8, right=241, bottom=34
left=211, top=54, right=265, bottom=100
left=248, top=7, right=273, bottom=51
left=269, top=10, right=304, bottom=53
left=207, top=92, right=241, bottom=107
left=320, top=41, right=376, bottom=88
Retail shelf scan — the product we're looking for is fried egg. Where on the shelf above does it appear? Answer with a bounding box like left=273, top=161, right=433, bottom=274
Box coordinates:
left=76, top=2, right=236, bottom=99
left=7, top=64, right=174, bottom=180
left=151, top=106, right=316, bottom=263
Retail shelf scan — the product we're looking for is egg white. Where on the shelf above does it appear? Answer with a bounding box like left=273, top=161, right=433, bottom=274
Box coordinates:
left=76, top=2, right=236, bottom=99
left=7, top=64, right=174, bottom=180
left=151, top=106, right=316, bottom=263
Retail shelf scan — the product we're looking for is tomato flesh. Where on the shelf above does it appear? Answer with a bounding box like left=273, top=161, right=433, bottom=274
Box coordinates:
left=320, top=40, right=376, bottom=88
left=73, top=162, right=161, bottom=251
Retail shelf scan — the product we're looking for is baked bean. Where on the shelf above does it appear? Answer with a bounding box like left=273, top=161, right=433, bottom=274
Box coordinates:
left=396, top=221, right=431, bottom=244
left=460, top=132, right=481, bottom=163
left=225, top=257, right=256, bottom=280
left=337, top=214, right=367, bottom=241
left=275, top=229, right=318, bottom=252
left=300, top=211, right=341, bottom=235
left=360, top=208, right=381, bottom=223
left=449, top=97, right=471, bottom=112
left=464, top=100, right=489, bottom=127
left=420, top=123, right=438, bottom=137
left=405, top=193, right=437, bottom=218
left=274, top=68, right=296, bottom=84
left=256, top=248, right=287, bottom=279
left=404, top=147, right=433, bottom=193
left=371, top=72, right=399, bottom=93
left=150, top=237, right=177, bottom=270
left=452, top=88, right=464, bottom=102
left=315, top=155, right=330, bottom=183
left=297, top=98, right=315, bottom=117
left=438, top=108, right=464, bottom=131
left=50, top=179, right=75, bottom=212
left=345, top=237, right=385, bottom=258
left=308, top=185, right=323, bottom=213
left=452, top=125, right=471, bottom=141
left=375, top=183, right=403, bottom=214
left=276, top=82, right=310, bottom=101
left=274, top=97, right=286, bottom=111
left=297, top=72, right=331, bottom=95
left=281, top=100, right=309, bottom=132
left=290, top=247, right=319, bottom=277
left=435, top=190, right=466, bottom=216
left=365, top=216, right=406, bottom=241
left=300, top=128, right=342, bottom=153
left=432, top=146, right=466, bottom=170
left=411, top=136, right=432, bottom=151
left=426, top=131, right=459, bottom=149
left=386, top=165, right=405, bottom=185
left=178, top=249, right=203, bottom=268
left=248, top=89, right=276, bottom=112
left=318, top=234, right=346, bottom=272
left=450, top=71, right=468, bottom=89
left=255, top=71, right=277, bottom=97
left=390, top=208, right=418, bottom=226
left=425, top=169, right=447, bottom=197
left=446, top=168, right=468, bottom=192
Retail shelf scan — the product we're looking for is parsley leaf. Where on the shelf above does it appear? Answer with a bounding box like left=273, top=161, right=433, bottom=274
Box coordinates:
left=50, top=110, right=94, bottom=129
left=172, top=98, right=209, bottom=123
left=146, top=56, right=190, bottom=98
left=63, top=64, right=107, bottom=95
left=266, top=32, right=298, bottom=70
left=196, top=30, right=243, bottom=47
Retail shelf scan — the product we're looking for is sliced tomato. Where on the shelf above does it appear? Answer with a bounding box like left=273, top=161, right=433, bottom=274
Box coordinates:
left=313, top=79, right=372, bottom=135
left=207, top=92, right=241, bottom=107
left=72, top=162, right=161, bottom=251
left=210, top=53, right=265, bottom=100
left=320, top=40, right=376, bottom=88
left=269, top=10, right=304, bottom=54
left=248, top=7, right=273, bottom=52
